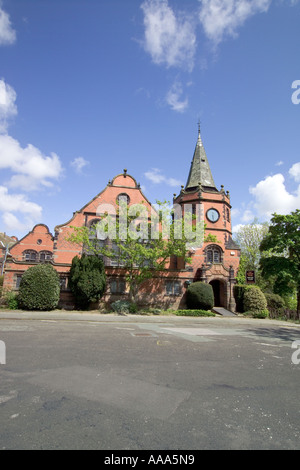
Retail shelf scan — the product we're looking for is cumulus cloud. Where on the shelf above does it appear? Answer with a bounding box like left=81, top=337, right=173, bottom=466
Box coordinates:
left=144, top=168, right=183, bottom=187
left=70, top=156, right=90, bottom=174
left=0, top=3, right=16, bottom=46
left=0, top=79, right=17, bottom=132
left=165, top=81, right=189, bottom=113
left=141, top=0, right=196, bottom=71
left=198, top=0, right=271, bottom=45
left=0, top=79, right=64, bottom=233
left=249, top=165, right=300, bottom=219
left=289, top=162, right=300, bottom=183
left=0, top=134, right=63, bottom=190
left=0, top=185, right=43, bottom=232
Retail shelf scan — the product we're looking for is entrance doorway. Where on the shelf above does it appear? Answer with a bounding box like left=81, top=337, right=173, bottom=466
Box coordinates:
left=209, top=280, right=226, bottom=308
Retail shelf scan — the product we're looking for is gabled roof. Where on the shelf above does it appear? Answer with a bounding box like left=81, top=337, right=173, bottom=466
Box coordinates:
left=185, top=127, right=217, bottom=191
left=0, top=233, right=17, bottom=249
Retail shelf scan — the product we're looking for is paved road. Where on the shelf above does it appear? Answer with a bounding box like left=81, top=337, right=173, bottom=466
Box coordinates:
left=0, top=312, right=299, bottom=450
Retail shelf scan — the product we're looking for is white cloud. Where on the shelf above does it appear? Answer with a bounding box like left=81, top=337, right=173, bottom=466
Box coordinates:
left=144, top=168, right=182, bottom=187
left=141, top=0, right=196, bottom=71
left=0, top=3, right=16, bottom=46
left=198, top=0, right=271, bottom=45
left=70, top=156, right=90, bottom=174
left=249, top=171, right=300, bottom=219
left=2, top=212, right=31, bottom=232
left=289, top=162, right=300, bottom=183
left=241, top=209, right=255, bottom=223
left=0, top=134, right=63, bottom=190
left=0, top=185, right=43, bottom=232
left=166, top=81, right=189, bottom=113
left=275, top=160, right=284, bottom=166
left=0, top=79, right=17, bottom=132
left=0, top=186, right=42, bottom=217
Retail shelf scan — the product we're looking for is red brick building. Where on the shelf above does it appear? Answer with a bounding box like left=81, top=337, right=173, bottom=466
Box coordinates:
left=3, top=129, right=240, bottom=310
left=0, top=233, right=18, bottom=276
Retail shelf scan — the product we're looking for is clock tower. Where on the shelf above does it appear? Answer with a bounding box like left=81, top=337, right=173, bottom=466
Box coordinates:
left=173, top=126, right=240, bottom=311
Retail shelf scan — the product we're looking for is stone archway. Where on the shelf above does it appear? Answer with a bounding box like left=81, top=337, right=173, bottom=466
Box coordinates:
left=209, top=279, right=227, bottom=308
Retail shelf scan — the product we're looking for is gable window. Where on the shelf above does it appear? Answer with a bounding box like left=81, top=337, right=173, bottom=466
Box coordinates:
left=23, top=250, right=38, bottom=262
left=39, top=251, right=53, bottom=262
left=117, top=193, right=130, bottom=206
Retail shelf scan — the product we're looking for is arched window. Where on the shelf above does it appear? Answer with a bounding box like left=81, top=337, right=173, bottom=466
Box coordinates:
left=117, top=193, right=130, bottom=206
left=88, top=219, right=101, bottom=239
left=206, top=245, right=222, bottom=264
left=23, top=250, right=38, bottom=262
left=39, top=251, right=53, bottom=262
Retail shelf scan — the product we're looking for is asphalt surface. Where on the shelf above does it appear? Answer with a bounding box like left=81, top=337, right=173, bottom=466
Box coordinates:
left=0, top=310, right=299, bottom=450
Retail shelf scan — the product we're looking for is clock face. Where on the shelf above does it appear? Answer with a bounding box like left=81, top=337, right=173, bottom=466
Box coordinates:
left=207, top=208, right=220, bottom=223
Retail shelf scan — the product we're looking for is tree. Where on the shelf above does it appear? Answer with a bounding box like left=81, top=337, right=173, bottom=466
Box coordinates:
left=67, top=200, right=215, bottom=303
left=18, top=264, right=60, bottom=311
left=69, top=254, right=106, bottom=310
left=234, top=219, right=269, bottom=287
left=259, top=210, right=300, bottom=316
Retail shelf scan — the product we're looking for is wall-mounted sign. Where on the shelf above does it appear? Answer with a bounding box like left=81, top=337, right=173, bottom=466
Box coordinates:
left=246, top=270, right=255, bottom=284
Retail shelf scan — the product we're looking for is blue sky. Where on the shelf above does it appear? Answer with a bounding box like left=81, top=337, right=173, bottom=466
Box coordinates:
left=0, top=0, right=299, bottom=238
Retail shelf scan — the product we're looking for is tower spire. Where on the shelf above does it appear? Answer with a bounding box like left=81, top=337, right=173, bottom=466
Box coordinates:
left=185, top=123, right=217, bottom=191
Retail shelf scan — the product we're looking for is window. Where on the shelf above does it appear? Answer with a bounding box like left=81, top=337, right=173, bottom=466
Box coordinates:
left=226, top=208, right=230, bottom=222
left=14, top=274, right=22, bottom=289
left=39, top=251, right=53, bottom=262
left=59, top=276, right=69, bottom=291
left=23, top=250, right=38, bottom=262
left=206, top=245, right=222, bottom=264
left=110, top=278, right=126, bottom=294
left=117, top=193, right=130, bottom=206
left=166, top=280, right=182, bottom=296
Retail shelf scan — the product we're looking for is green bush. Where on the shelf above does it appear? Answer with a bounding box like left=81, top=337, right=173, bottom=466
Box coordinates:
left=18, top=264, right=60, bottom=311
left=264, top=292, right=285, bottom=318
left=244, top=309, right=269, bottom=319
left=111, top=300, right=130, bottom=314
left=129, top=302, right=138, bottom=313
left=69, top=254, right=106, bottom=310
left=252, top=308, right=269, bottom=319
left=186, top=282, right=214, bottom=310
left=243, top=286, right=267, bottom=313
left=175, top=309, right=215, bottom=317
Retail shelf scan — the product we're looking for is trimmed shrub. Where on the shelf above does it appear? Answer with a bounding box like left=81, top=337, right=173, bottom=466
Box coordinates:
left=243, top=286, right=267, bottom=313
left=264, top=292, right=285, bottom=318
left=186, top=282, right=214, bottom=311
left=244, top=309, right=269, bottom=319
left=175, top=309, right=215, bottom=317
left=252, top=308, right=269, bottom=319
left=69, top=254, right=106, bottom=310
left=18, top=264, right=60, bottom=311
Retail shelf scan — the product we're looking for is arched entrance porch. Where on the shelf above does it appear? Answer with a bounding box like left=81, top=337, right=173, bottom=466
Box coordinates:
left=209, top=279, right=227, bottom=308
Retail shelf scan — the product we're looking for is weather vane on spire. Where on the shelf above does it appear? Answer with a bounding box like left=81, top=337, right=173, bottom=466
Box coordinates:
left=198, top=119, right=201, bottom=135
